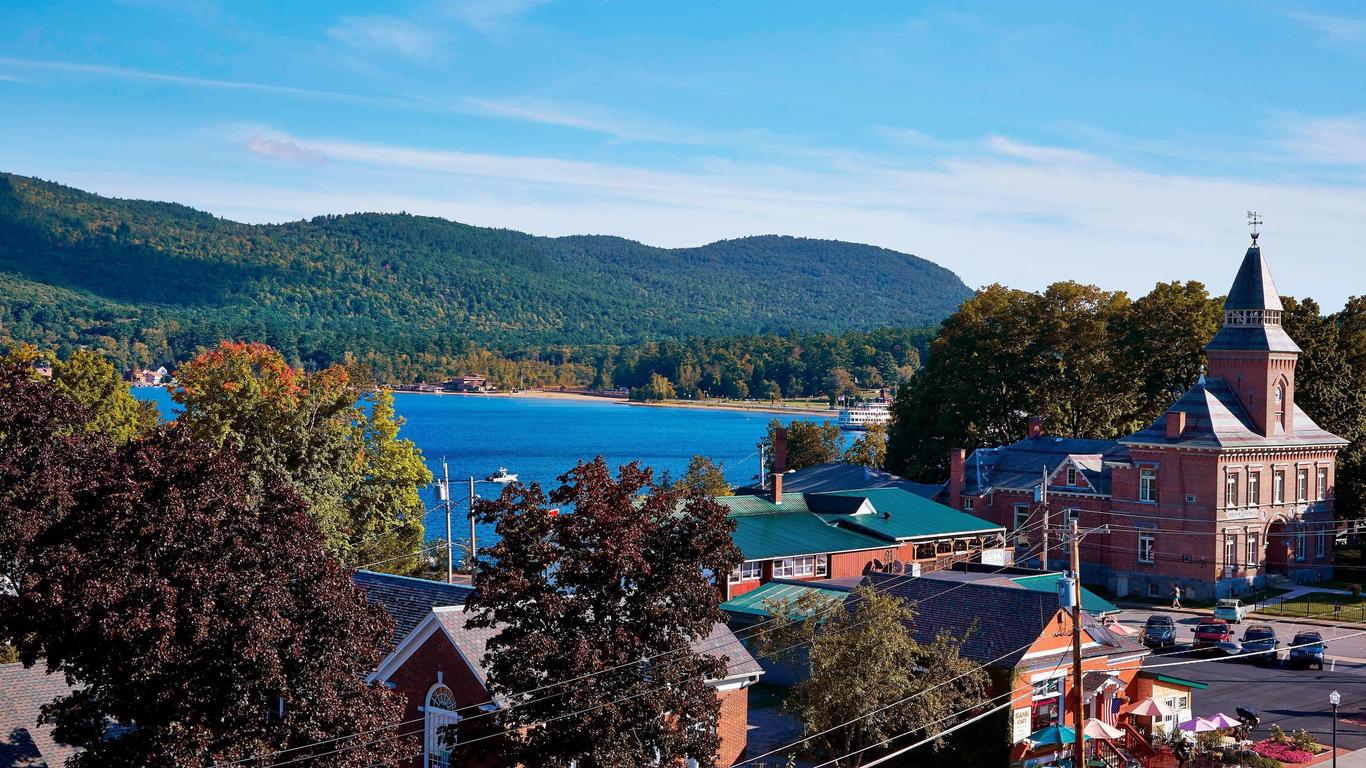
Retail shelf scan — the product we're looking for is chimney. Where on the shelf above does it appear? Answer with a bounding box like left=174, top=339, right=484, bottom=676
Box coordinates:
left=949, top=449, right=965, bottom=510
left=1166, top=411, right=1187, bottom=439
left=1027, top=416, right=1044, bottom=439
left=773, top=427, right=789, bottom=474
left=772, top=473, right=783, bottom=505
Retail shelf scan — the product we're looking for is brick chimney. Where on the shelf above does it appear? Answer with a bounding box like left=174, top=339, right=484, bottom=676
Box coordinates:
left=773, top=427, right=789, bottom=474
left=1027, top=416, right=1045, bottom=438
left=772, top=472, right=783, bottom=505
left=948, top=449, right=965, bottom=511
left=1166, top=411, right=1187, bottom=439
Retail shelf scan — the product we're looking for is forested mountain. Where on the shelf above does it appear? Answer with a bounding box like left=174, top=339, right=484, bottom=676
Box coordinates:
left=0, top=172, right=972, bottom=375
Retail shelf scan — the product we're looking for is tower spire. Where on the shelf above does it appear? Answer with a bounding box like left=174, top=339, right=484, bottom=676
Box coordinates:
left=1247, top=210, right=1262, bottom=245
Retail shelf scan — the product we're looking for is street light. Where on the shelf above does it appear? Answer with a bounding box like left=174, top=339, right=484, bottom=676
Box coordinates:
left=1331, top=690, right=1341, bottom=768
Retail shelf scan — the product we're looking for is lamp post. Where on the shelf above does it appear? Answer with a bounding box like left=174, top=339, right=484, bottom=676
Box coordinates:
left=1331, top=690, right=1340, bottom=767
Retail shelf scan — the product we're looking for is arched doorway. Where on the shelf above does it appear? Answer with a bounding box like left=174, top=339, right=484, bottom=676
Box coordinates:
left=1265, top=520, right=1290, bottom=575
left=424, top=682, right=461, bottom=768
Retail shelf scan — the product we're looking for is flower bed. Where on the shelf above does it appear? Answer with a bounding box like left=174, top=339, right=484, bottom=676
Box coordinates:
left=1252, top=739, right=1321, bottom=763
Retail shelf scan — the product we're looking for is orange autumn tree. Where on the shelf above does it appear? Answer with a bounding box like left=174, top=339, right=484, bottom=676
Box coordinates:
left=173, top=342, right=431, bottom=572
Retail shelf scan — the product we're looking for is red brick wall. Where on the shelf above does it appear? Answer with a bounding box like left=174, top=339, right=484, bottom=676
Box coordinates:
left=383, top=630, right=497, bottom=768
left=716, top=686, right=749, bottom=766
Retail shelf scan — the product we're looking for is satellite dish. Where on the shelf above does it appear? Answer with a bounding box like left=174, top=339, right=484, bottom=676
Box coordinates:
left=890, top=560, right=905, bottom=575
left=871, top=558, right=885, bottom=573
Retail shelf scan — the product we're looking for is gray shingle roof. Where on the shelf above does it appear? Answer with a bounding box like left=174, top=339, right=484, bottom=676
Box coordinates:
left=963, top=437, right=1129, bottom=496
left=352, top=570, right=474, bottom=650
left=1223, top=245, right=1283, bottom=312
left=1122, top=377, right=1347, bottom=449
left=736, top=462, right=943, bottom=499
left=0, top=663, right=78, bottom=768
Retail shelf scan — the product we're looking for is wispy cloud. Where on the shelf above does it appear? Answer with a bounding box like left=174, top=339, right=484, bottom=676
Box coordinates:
left=462, top=97, right=711, bottom=144
left=447, top=0, right=550, bottom=34
left=245, top=135, right=326, bottom=165
left=326, top=15, right=443, bottom=60
left=1285, top=11, right=1366, bottom=45
left=1278, top=114, right=1366, bottom=167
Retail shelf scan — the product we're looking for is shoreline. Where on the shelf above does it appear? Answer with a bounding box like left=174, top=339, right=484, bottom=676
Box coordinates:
left=392, top=387, right=834, bottom=418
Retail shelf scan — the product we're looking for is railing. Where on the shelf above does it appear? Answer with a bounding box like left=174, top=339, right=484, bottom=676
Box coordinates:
left=1094, top=738, right=1130, bottom=768
left=1122, top=721, right=1157, bottom=762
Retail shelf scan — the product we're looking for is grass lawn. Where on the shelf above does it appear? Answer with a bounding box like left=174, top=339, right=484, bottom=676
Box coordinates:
left=1257, top=591, right=1366, bottom=622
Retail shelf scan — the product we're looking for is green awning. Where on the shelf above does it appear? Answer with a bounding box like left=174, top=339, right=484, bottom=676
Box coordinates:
left=721, top=581, right=850, bottom=617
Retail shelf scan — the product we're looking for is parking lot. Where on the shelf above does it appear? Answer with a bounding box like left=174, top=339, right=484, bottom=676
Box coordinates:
left=1116, top=608, right=1366, bottom=749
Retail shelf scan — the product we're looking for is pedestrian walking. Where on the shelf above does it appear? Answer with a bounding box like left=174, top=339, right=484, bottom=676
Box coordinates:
left=1171, top=585, right=1182, bottom=609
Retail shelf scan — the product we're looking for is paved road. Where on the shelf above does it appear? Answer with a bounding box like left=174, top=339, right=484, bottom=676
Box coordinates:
left=1113, top=607, right=1366, bottom=749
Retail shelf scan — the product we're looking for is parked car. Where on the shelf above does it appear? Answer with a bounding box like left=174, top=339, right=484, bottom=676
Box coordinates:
left=1214, top=598, right=1251, bottom=623
left=1288, top=631, right=1327, bottom=670
left=1194, top=619, right=1234, bottom=649
left=1142, top=615, right=1178, bottom=649
left=1238, top=624, right=1280, bottom=664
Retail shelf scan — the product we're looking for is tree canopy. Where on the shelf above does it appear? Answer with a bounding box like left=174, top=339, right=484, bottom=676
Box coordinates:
left=465, top=458, right=742, bottom=768
left=765, top=419, right=844, bottom=473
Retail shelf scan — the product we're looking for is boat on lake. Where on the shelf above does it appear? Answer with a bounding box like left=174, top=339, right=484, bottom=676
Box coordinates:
left=837, top=401, right=891, bottom=431
left=485, top=467, right=518, bottom=484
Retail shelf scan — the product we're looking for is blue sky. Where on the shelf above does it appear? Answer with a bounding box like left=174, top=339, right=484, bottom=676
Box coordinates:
left=2, top=1, right=1365, bottom=308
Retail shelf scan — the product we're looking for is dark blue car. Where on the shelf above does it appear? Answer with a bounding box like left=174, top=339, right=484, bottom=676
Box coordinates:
left=1288, top=631, right=1326, bottom=670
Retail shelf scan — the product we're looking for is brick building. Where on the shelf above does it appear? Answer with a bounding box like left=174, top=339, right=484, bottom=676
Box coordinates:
left=719, top=483, right=1007, bottom=601
left=948, top=238, right=1348, bottom=599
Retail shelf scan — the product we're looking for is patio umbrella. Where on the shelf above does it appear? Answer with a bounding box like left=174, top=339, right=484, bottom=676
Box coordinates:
left=1179, top=716, right=1221, bottom=733
left=1204, top=713, right=1242, bottom=730
left=1027, top=724, right=1082, bottom=746
left=1102, top=616, right=1137, bottom=636
left=1127, top=698, right=1175, bottom=718
left=1082, top=717, right=1125, bottom=740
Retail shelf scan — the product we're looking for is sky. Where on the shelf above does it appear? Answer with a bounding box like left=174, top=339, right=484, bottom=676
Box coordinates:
left=2, top=1, right=1365, bottom=309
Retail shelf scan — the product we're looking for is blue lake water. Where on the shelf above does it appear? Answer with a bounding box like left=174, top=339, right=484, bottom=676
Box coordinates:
left=134, top=388, right=833, bottom=547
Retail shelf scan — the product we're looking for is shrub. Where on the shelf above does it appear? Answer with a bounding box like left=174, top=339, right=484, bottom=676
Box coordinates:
left=1290, top=728, right=1319, bottom=753
left=1243, top=754, right=1283, bottom=768
left=1269, top=724, right=1289, bottom=744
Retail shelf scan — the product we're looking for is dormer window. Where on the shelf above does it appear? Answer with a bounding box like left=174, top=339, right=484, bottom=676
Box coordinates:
left=1066, top=467, right=1077, bottom=486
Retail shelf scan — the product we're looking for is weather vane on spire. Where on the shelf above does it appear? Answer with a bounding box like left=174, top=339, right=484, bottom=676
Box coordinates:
left=1247, top=210, right=1262, bottom=244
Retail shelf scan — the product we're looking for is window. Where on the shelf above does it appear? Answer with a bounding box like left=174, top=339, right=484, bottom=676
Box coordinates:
left=1318, top=467, right=1329, bottom=501
left=1031, top=677, right=1063, bottom=731
left=1138, top=533, right=1155, bottom=564
left=1139, top=468, right=1157, bottom=502
left=1298, top=468, right=1310, bottom=502
left=1148, top=583, right=1159, bottom=598
left=1064, top=508, right=1080, bottom=526
left=1295, top=533, right=1306, bottom=561
left=1274, top=470, right=1285, bottom=504
left=1225, top=472, right=1239, bottom=508
left=1225, top=535, right=1237, bottom=568
left=729, top=560, right=762, bottom=583
left=425, top=683, right=461, bottom=768
left=963, top=497, right=974, bottom=511
left=1246, top=533, right=1259, bottom=566
left=1318, top=530, right=1328, bottom=559
left=1066, top=467, right=1078, bottom=486
left=772, top=555, right=826, bottom=578
left=1248, top=472, right=1261, bottom=506
left=1013, top=504, right=1031, bottom=546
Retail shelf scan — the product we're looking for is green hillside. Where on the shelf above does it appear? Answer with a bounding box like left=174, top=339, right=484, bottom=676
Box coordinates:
left=0, top=172, right=971, bottom=373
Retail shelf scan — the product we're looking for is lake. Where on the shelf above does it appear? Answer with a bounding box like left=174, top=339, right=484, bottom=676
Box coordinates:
left=134, top=389, right=833, bottom=549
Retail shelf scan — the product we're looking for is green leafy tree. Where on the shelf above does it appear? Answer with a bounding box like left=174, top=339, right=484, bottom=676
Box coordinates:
left=629, top=372, right=677, bottom=401
left=844, top=423, right=888, bottom=469
left=755, top=585, right=988, bottom=768
left=466, top=458, right=742, bottom=768
left=678, top=454, right=732, bottom=496
left=52, top=348, right=158, bottom=442
left=172, top=341, right=432, bottom=570
left=823, top=367, right=858, bottom=405
left=765, top=419, right=843, bottom=473
left=1115, top=281, right=1223, bottom=425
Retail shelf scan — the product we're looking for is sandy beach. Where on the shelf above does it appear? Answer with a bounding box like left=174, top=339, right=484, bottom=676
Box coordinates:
left=405, top=387, right=834, bottom=417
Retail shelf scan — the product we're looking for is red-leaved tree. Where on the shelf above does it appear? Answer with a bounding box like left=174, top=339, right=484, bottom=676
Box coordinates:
left=463, top=457, right=741, bottom=768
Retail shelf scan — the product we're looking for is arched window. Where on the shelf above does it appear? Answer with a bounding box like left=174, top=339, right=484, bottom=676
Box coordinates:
left=425, top=683, right=461, bottom=768
left=1274, top=382, right=1286, bottom=432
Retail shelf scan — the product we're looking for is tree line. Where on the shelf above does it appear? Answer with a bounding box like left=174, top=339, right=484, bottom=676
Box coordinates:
left=886, top=281, right=1366, bottom=519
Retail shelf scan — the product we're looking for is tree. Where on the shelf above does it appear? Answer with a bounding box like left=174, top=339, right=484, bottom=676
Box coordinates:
left=52, top=348, right=158, bottom=443
left=1115, top=281, right=1223, bottom=427
left=765, top=419, right=842, bottom=473
left=755, top=585, right=987, bottom=768
left=466, top=458, right=742, bottom=768
left=629, top=372, right=676, bottom=402
left=678, top=454, right=731, bottom=496
left=172, top=341, right=432, bottom=569
left=759, top=379, right=783, bottom=402
left=0, top=401, right=407, bottom=766
left=823, top=367, right=858, bottom=405
left=843, top=423, right=887, bottom=469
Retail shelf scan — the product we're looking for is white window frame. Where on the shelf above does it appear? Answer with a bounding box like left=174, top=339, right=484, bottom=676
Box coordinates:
left=1246, top=533, right=1259, bottom=566
left=1297, top=468, right=1309, bottom=503
left=1066, top=467, right=1077, bottom=486
left=963, top=497, right=974, bottom=511
left=1013, top=504, right=1031, bottom=546
left=1248, top=471, right=1260, bottom=506
left=729, top=560, right=762, bottom=583
left=1225, top=535, right=1237, bottom=568
left=1318, top=467, right=1329, bottom=501
left=1225, top=472, right=1239, bottom=508
left=424, top=683, right=461, bottom=768
left=1138, top=533, right=1155, bottom=564
left=1318, top=529, right=1327, bottom=559
left=773, top=555, right=825, bottom=578
left=1274, top=470, right=1285, bottom=504
left=1139, top=468, right=1157, bottom=502
left=1295, top=532, right=1306, bottom=561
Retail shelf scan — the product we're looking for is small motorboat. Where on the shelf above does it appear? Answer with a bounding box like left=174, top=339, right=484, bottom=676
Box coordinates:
left=485, top=467, right=518, bottom=484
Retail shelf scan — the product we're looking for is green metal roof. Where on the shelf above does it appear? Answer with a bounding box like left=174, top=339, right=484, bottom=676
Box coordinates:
left=820, top=488, right=1004, bottom=540
left=720, top=581, right=850, bottom=617
left=1138, top=671, right=1209, bottom=690
left=1009, top=574, right=1120, bottom=615
left=726, top=508, right=888, bottom=559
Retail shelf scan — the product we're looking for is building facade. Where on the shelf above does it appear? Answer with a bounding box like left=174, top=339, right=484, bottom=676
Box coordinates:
left=948, top=239, right=1347, bottom=599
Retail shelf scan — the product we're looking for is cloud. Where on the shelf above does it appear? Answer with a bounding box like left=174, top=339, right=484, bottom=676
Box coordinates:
left=326, top=15, right=442, bottom=60
left=1278, top=114, right=1366, bottom=167
left=245, top=135, right=326, bottom=165
left=1286, top=11, right=1366, bottom=45
left=461, top=97, right=711, bottom=144
left=447, top=0, right=549, bottom=34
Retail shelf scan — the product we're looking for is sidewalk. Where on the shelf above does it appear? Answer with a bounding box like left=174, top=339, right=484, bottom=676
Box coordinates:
left=1335, top=745, right=1366, bottom=766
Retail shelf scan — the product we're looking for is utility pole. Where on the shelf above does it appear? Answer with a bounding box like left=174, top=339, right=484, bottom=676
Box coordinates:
left=1041, top=464, right=1050, bottom=571
left=759, top=444, right=767, bottom=491
left=1070, top=518, right=1084, bottom=768
left=442, top=459, right=453, bottom=584
left=468, top=476, right=478, bottom=576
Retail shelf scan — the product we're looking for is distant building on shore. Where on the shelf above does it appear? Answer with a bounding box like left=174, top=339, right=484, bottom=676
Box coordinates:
left=130, top=366, right=169, bottom=386
left=442, top=375, right=490, bottom=393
